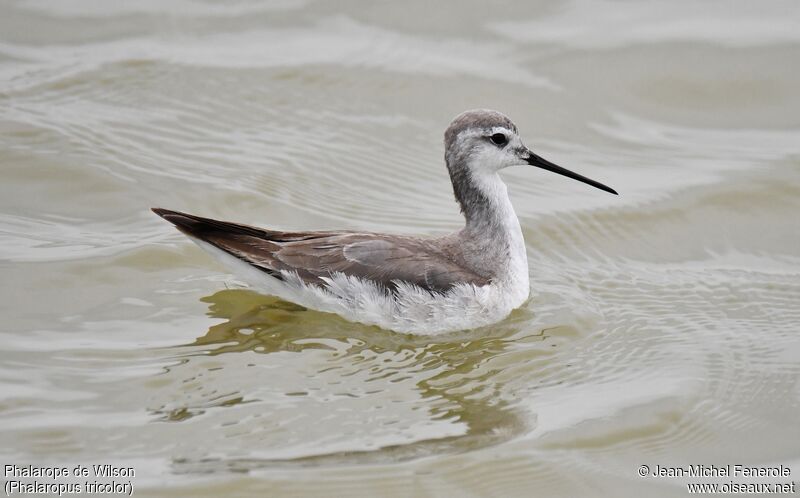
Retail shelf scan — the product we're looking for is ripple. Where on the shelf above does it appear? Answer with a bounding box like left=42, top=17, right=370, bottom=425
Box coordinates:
left=0, top=213, right=165, bottom=262
left=0, top=17, right=553, bottom=88
left=130, top=290, right=557, bottom=466
left=491, top=0, right=800, bottom=48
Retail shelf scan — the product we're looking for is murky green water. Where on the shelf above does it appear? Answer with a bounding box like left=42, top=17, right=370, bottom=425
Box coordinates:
left=1, top=1, right=799, bottom=496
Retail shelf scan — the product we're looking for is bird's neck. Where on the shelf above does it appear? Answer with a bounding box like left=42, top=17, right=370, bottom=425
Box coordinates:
left=451, top=169, right=519, bottom=235
left=451, top=168, right=528, bottom=278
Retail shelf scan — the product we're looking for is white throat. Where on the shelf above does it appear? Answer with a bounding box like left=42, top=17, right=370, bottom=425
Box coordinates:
left=463, top=171, right=529, bottom=292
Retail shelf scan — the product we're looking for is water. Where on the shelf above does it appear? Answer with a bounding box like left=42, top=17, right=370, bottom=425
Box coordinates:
left=1, top=1, right=799, bottom=496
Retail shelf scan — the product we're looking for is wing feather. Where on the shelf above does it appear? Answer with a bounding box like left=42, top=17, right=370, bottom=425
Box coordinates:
left=152, top=208, right=488, bottom=293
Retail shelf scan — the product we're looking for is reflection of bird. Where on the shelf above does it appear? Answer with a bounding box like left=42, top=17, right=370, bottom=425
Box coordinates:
left=153, top=109, right=616, bottom=334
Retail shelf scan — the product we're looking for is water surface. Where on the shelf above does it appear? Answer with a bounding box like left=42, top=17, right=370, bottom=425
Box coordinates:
left=1, top=1, right=799, bottom=496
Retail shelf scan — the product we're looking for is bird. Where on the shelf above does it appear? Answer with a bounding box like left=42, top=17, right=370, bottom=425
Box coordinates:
left=153, top=109, right=617, bottom=335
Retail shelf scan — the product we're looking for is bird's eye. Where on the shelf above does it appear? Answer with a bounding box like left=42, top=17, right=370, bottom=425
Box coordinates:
left=490, top=133, right=508, bottom=146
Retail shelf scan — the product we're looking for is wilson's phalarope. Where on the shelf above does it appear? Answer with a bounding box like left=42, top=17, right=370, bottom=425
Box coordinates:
left=153, top=109, right=617, bottom=334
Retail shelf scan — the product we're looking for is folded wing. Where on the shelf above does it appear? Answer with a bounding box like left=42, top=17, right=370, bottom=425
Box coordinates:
left=152, top=208, right=488, bottom=293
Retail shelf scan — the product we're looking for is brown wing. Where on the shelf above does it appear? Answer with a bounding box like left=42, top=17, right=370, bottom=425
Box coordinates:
left=152, top=208, right=488, bottom=293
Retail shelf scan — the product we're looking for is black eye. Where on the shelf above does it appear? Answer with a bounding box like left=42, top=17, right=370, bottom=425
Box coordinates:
left=490, top=133, right=507, bottom=146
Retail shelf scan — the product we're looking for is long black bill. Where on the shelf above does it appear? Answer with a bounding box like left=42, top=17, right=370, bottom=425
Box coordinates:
left=526, top=151, right=618, bottom=195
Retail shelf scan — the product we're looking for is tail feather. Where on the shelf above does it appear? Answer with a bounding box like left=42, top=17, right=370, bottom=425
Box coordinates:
left=151, top=208, right=267, bottom=238
left=151, top=207, right=285, bottom=281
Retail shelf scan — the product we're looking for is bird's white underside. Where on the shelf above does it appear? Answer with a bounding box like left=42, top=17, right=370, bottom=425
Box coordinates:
left=191, top=232, right=530, bottom=335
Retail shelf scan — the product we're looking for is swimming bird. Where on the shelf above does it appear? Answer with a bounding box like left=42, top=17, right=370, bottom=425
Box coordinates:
left=153, top=109, right=616, bottom=334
